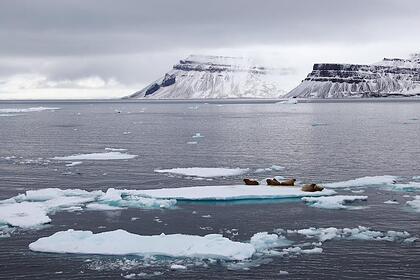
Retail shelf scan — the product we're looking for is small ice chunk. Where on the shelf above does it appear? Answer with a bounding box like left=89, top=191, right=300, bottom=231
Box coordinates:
left=66, top=161, right=82, bottom=167
left=324, top=176, right=397, bottom=188
left=0, top=107, right=60, bottom=113
left=52, top=152, right=137, bottom=161
left=154, top=167, right=248, bottom=178
left=391, top=182, right=420, bottom=191
left=170, top=264, right=187, bottom=270
left=187, top=141, right=198, bottom=145
left=383, top=200, right=399, bottom=205
left=29, top=229, right=256, bottom=261
left=407, top=196, right=420, bottom=212
left=254, top=165, right=285, bottom=173
left=413, top=176, right=420, bottom=181
left=192, top=133, right=204, bottom=138
left=250, top=232, right=293, bottom=251
left=104, top=148, right=127, bottom=152
left=302, top=195, right=368, bottom=209
left=277, top=99, right=298, bottom=104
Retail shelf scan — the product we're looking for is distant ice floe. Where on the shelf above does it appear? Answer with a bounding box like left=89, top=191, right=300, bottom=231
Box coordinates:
left=104, top=148, right=128, bottom=152
left=384, top=200, right=399, bottom=205
left=324, top=175, right=397, bottom=188
left=0, top=107, right=60, bottom=113
left=407, top=196, right=420, bottom=212
left=52, top=151, right=137, bottom=161
left=254, top=165, right=284, bottom=173
left=276, top=99, right=298, bottom=104
left=154, top=167, right=248, bottom=178
left=391, top=182, right=420, bottom=192
left=302, top=195, right=368, bottom=210
left=0, top=114, right=21, bottom=117
left=413, top=176, right=420, bottom=180
left=192, top=133, right=204, bottom=138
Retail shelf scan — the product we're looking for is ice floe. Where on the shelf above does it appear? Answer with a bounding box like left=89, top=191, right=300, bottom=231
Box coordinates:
left=154, top=167, right=248, bottom=178
left=391, top=182, right=420, bottom=192
left=301, top=195, right=368, bottom=210
left=192, top=133, right=204, bottom=138
left=65, top=161, right=83, bottom=167
left=124, top=185, right=336, bottom=201
left=413, top=176, right=420, bottom=180
left=29, top=229, right=256, bottom=261
left=52, top=151, right=138, bottom=161
left=104, top=148, right=128, bottom=152
left=277, top=99, right=298, bottom=104
left=0, top=107, right=60, bottom=113
left=407, top=196, right=420, bottom=212
left=324, top=175, right=397, bottom=188
left=384, top=200, right=399, bottom=204
left=254, top=165, right=284, bottom=173
left=288, top=226, right=414, bottom=243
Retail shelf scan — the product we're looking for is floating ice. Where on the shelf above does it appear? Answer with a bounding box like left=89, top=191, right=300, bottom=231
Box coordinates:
left=192, top=133, right=204, bottom=138
left=125, top=185, right=336, bottom=201
left=29, top=229, right=256, bottom=261
left=289, top=226, right=413, bottom=243
left=254, top=165, right=285, bottom=173
left=187, top=141, right=198, bottom=145
left=170, top=264, right=187, bottom=270
left=65, top=161, right=82, bottom=167
left=52, top=151, right=138, bottom=161
left=302, top=195, right=368, bottom=209
left=104, top=148, right=127, bottom=152
left=391, top=182, right=420, bottom=192
left=324, top=175, right=397, bottom=188
left=384, top=200, right=399, bottom=204
left=154, top=167, right=248, bottom=178
left=0, top=113, right=20, bottom=117
left=0, top=107, right=60, bottom=113
left=407, top=196, right=420, bottom=212
left=413, top=176, right=420, bottom=180
left=277, top=99, right=298, bottom=104
left=249, top=232, right=292, bottom=251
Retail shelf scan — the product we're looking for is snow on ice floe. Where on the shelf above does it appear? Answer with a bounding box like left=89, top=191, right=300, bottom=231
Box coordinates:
left=0, top=107, right=60, bottom=113
left=302, top=195, right=368, bottom=210
left=288, top=226, right=415, bottom=243
left=52, top=151, right=137, bottom=161
left=125, top=185, right=336, bottom=201
left=29, top=229, right=256, bottom=261
left=154, top=167, right=249, bottom=178
left=407, top=196, right=420, bottom=212
left=324, top=175, right=397, bottom=188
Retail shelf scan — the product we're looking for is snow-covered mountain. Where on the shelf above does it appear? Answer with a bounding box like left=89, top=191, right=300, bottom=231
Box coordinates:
left=286, top=53, right=420, bottom=98
left=126, top=55, right=287, bottom=99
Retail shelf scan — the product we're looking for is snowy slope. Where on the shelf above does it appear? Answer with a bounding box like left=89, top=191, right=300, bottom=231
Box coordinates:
left=126, top=55, right=287, bottom=99
left=286, top=53, right=420, bottom=98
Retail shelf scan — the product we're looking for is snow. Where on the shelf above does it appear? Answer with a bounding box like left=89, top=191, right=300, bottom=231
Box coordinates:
left=125, top=185, right=336, bottom=201
left=0, top=107, right=60, bottom=113
left=29, top=229, right=256, bottom=261
left=324, top=175, right=397, bottom=188
left=154, top=167, right=249, bottom=178
left=289, top=226, right=413, bottom=243
left=407, top=196, right=420, bottom=212
left=302, top=195, right=368, bottom=209
left=65, top=161, right=82, bottom=167
left=52, top=151, right=138, bottom=161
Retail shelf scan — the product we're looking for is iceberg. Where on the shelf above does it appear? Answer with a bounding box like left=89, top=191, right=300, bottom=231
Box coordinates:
left=52, top=151, right=138, bottom=161
left=301, top=195, right=368, bottom=209
left=29, top=229, right=256, bottom=261
left=324, top=175, right=397, bottom=188
left=154, top=167, right=249, bottom=178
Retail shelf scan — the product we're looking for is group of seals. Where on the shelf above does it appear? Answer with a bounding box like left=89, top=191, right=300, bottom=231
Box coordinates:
left=243, top=178, right=323, bottom=192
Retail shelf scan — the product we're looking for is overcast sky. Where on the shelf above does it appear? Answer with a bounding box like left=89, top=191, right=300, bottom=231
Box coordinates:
left=0, top=0, right=419, bottom=99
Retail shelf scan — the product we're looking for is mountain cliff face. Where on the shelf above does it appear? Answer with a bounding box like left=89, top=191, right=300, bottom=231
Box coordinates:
left=286, top=54, right=420, bottom=98
left=127, top=55, right=287, bottom=99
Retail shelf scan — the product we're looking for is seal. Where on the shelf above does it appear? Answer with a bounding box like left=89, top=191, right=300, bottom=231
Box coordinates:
left=301, top=183, right=324, bottom=192
left=243, top=178, right=260, bottom=185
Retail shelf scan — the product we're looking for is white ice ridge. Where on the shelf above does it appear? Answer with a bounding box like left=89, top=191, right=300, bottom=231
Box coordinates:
left=0, top=107, right=60, bottom=113
left=124, top=185, right=336, bottom=201
left=29, top=229, right=256, bottom=261
left=407, top=196, right=420, bottom=212
left=0, top=188, right=175, bottom=229
left=324, top=175, right=397, bottom=188
left=288, top=226, right=415, bottom=243
left=154, top=167, right=249, bottom=178
left=301, top=195, right=368, bottom=209
left=52, top=151, right=137, bottom=161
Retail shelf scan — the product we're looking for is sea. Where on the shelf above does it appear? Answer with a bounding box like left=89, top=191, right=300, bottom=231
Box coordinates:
left=0, top=99, right=419, bottom=279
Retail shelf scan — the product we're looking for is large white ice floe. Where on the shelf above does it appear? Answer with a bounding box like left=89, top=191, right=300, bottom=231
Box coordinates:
left=29, top=229, right=256, bottom=261
left=324, top=175, right=397, bottom=188
left=0, top=107, right=60, bottom=113
left=407, top=196, right=420, bottom=212
left=124, top=185, right=336, bottom=201
left=301, top=195, right=368, bottom=209
left=391, top=182, right=420, bottom=192
left=288, top=226, right=414, bottom=243
left=52, top=151, right=138, bottom=161
left=154, top=167, right=249, bottom=178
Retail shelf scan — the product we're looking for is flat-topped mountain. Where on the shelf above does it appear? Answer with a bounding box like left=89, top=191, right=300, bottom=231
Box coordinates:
left=286, top=53, right=420, bottom=98
left=126, top=55, right=287, bottom=99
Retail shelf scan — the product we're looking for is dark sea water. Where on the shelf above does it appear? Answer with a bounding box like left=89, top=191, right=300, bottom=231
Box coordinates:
left=0, top=100, right=420, bottom=279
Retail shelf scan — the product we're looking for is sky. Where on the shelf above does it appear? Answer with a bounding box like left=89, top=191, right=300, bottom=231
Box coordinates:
left=0, top=0, right=419, bottom=99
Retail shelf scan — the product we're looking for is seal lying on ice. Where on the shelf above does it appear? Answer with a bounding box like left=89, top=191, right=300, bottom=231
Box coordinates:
left=301, top=183, right=324, bottom=192
left=243, top=178, right=260, bottom=185
left=266, top=178, right=296, bottom=186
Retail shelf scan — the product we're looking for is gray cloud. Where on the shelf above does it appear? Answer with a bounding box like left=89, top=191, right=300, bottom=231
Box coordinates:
left=0, top=0, right=419, bottom=98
